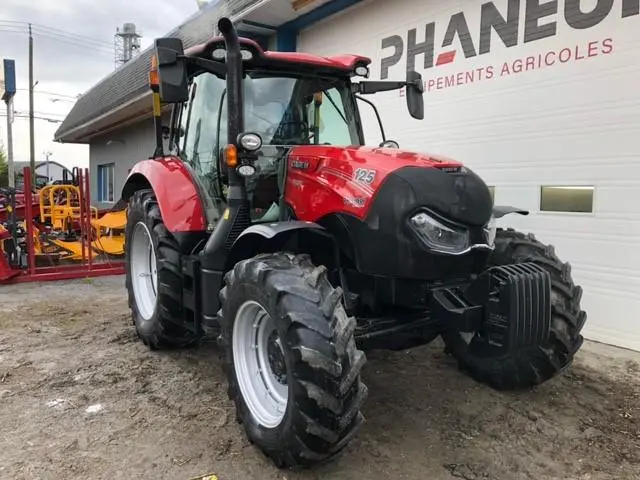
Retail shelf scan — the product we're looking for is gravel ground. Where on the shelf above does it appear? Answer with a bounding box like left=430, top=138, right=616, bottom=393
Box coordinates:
left=0, top=276, right=638, bottom=480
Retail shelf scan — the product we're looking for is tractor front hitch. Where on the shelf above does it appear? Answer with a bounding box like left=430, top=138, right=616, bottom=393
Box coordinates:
left=432, top=263, right=552, bottom=354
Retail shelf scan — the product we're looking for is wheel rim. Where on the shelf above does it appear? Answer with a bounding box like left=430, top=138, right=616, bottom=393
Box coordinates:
left=130, top=221, right=158, bottom=321
left=233, top=300, right=288, bottom=428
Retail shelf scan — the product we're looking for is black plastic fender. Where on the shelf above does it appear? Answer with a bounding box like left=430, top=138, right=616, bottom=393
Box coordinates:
left=235, top=221, right=324, bottom=240
left=225, top=221, right=338, bottom=272
left=492, top=205, right=529, bottom=219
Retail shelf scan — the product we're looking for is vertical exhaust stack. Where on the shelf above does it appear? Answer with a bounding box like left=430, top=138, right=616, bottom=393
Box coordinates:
left=201, top=17, right=250, bottom=279
left=218, top=17, right=244, bottom=144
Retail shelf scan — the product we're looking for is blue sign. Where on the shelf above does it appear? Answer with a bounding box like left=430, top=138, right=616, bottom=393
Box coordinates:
left=2, top=59, right=16, bottom=101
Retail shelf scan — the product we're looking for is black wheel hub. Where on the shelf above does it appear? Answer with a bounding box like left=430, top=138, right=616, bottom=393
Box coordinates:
left=266, top=331, right=287, bottom=385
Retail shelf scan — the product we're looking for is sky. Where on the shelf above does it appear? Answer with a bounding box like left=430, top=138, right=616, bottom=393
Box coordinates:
left=0, top=0, right=204, bottom=169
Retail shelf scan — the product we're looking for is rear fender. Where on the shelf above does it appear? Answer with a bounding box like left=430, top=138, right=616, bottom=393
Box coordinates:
left=492, top=205, right=529, bottom=219
left=121, top=157, right=207, bottom=232
left=225, top=221, right=339, bottom=272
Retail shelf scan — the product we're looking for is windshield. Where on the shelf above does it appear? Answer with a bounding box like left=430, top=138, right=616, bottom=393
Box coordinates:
left=181, top=71, right=362, bottom=152
left=177, top=70, right=363, bottom=222
left=242, top=72, right=362, bottom=146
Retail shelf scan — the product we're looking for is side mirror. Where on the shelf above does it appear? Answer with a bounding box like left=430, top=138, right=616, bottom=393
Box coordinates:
left=405, top=70, right=424, bottom=120
left=155, top=38, right=189, bottom=103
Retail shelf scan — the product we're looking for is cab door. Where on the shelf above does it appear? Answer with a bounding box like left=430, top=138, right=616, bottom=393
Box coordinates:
left=176, top=72, right=228, bottom=224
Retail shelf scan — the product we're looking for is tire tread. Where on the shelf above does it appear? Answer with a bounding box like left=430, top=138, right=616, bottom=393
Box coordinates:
left=442, top=227, right=586, bottom=390
left=124, top=189, right=198, bottom=350
left=218, top=252, right=367, bottom=468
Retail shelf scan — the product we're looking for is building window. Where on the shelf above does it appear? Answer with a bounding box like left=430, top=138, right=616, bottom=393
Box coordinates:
left=540, top=185, right=594, bottom=213
left=97, top=163, right=115, bottom=203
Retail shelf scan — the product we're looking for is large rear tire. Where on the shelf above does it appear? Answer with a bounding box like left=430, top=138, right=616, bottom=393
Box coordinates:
left=124, top=189, right=198, bottom=350
left=218, top=252, right=368, bottom=468
left=442, top=228, right=587, bottom=390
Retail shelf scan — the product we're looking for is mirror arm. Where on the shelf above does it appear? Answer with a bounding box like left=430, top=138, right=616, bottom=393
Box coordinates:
left=355, top=80, right=406, bottom=95
left=182, top=55, right=228, bottom=77
left=355, top=95, right=386, bottom=142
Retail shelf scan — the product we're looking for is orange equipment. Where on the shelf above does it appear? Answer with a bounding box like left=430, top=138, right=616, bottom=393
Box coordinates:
left=39, top=184, right=98, bottom=231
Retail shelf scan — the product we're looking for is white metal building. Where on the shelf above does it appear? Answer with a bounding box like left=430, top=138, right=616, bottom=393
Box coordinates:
left=285, top=0, right=640, bottom=351
left=57, top=0, right=640, bottom=351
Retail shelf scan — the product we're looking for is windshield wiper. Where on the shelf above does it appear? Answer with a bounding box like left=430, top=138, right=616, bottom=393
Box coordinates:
left=322, top=90, right=348, bottom=124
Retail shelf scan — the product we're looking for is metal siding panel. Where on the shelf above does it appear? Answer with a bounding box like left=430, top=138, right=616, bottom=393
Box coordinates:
left=90, top=120, right=158, bottom=210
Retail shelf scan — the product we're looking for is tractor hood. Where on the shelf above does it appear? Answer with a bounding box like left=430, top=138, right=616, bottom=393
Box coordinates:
left=283, top=144, right=495, bottom=280
left=284, top=144, right=493, bottom=228
left=288, top=145, right=463, bottom=176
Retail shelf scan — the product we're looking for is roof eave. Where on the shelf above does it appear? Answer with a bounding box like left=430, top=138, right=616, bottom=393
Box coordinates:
left=54, top=91, right=153, bottom=144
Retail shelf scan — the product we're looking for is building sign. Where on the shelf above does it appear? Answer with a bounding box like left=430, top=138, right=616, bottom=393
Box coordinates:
left=2, top=59, right=16, bottom=102
left=380, top=0, right=639, bottom=91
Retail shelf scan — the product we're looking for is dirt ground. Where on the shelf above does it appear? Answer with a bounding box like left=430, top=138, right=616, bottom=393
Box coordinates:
left=0, top=276, right=638, bottom=480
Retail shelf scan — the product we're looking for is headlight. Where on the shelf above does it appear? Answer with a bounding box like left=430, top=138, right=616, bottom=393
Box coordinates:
left=237, top=164, right=256, bottom=177
left=238, top=132, right=262, bottom=151
left=409, top=211, right=469, bottom=254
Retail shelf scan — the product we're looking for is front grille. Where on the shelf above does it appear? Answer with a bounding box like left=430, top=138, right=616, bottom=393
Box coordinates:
left=224, top=204, right=251, bottom=251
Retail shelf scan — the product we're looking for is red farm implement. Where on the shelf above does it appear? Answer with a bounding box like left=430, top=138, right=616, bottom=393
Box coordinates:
left=0, top=167, right=125, bottom=284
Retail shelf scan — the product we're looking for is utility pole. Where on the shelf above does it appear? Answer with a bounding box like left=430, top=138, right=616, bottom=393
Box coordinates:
left=5, top=98, right=14, bottom=188
left=28, top=23, right=35, bottom=186
left=43, top=151, right=52, bottom=183
left=2, top=58, right=17, bottom=188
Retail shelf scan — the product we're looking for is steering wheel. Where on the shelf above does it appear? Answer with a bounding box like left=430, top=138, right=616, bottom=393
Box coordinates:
left=270, top=121, right=312, bottom=145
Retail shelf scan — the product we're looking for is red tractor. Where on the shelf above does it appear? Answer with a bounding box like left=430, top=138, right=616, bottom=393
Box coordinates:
left=122, top=17, right=586, bottom=468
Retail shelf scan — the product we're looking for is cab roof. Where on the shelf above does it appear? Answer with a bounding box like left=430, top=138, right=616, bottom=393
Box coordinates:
left=185, top=36, right=372, bottom=77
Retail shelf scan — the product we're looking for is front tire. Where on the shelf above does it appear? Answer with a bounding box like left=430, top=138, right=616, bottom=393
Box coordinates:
left=442, top=228, right=587, bottom=390
left=124, top=189, right=198, bottom=350
left=218, top=253, right=368, bottom=468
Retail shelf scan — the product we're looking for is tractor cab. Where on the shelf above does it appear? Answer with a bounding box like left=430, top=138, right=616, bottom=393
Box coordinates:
left=172, top=68, right=366, bottom=223
left=150, top=26, right=424, bottom=227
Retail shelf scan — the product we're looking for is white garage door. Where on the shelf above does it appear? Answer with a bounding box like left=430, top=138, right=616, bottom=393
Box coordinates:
left=298, top=0, right=640, bottom=351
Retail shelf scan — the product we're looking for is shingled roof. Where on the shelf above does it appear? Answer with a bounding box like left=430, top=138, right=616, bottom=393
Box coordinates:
left=54, top=0, right=263, bottom=144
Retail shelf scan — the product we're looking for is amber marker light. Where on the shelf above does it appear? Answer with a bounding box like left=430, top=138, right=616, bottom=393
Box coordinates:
left=225, top=144, right=238, bottom=168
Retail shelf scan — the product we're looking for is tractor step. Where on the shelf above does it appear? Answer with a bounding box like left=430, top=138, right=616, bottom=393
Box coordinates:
left=181, top=254, right=223, bottom=338
left=181, top=256, right=203, bottom=336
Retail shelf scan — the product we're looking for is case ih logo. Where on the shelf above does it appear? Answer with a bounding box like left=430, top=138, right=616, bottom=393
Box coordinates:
left=380, top=0, right=639, bottom=79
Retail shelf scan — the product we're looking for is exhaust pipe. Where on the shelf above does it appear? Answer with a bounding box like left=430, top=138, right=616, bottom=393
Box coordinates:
left=200, top=16, right=249, bottom=277
left=218, top=17, right=243, bottom=142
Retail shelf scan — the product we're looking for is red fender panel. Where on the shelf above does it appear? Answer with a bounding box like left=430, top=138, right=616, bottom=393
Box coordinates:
left=123, top=157, right=207, bottom=232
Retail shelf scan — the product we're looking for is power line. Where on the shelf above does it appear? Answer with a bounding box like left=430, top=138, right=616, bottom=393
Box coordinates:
left=0, top=24, right=114, bottom=50
left=0, top=113, right=62, bottom=123
left=0, top=27, right=114, bottom=55
left=16, top=89, right=80, bottom=100
left=0, top=20, right=113, bottom=48
left=0, top=26, right=114, bottom=56
left=15, top=110, right=66, bottom=118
